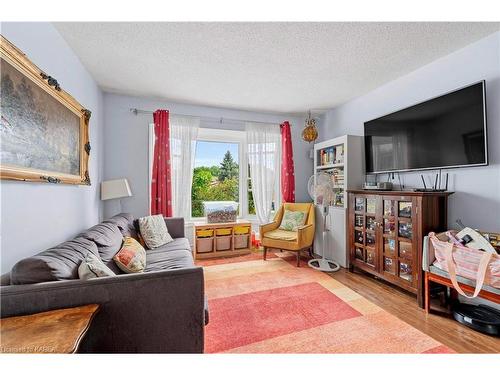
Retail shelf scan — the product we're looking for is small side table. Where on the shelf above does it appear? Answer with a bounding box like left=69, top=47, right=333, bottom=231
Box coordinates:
left=1, top=304, right=99, bottom=354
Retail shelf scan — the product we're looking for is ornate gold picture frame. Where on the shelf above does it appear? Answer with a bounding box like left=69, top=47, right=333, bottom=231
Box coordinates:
left=0, top=35, right=91, bottom=185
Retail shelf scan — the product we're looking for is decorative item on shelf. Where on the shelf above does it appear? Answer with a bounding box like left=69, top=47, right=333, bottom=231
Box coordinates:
left=101, top=178, right=133, bottom=215
left=0, top=35, right=91, bottom=185
left=302, top=111, right=318, bottom=143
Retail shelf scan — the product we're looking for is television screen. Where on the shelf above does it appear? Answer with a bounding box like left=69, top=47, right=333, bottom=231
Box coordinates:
left=364, top=81, right=487, bottom=173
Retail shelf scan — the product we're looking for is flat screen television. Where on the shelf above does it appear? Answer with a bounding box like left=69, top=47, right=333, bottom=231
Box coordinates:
left=364, top=81, right=488, bottom=174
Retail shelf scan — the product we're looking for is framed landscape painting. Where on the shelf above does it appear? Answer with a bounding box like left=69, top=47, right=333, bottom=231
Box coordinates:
left=0, top=35, right=91, bottom=185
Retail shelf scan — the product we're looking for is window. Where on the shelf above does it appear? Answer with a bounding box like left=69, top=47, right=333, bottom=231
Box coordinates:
left=191, top=128, right=249, bottom=219
left=192, top=140, right=240, bottom=217
left=149, top=125, right=280, bottom=221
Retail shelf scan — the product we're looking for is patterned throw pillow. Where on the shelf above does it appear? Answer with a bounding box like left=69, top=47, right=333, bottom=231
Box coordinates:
left=279, top=210, right=307, bottom=232
left=113, top=237, right=146, bottom=273
left=138, top=215, right=173, bottom=249
left=78, top=252, right=115, bottom=280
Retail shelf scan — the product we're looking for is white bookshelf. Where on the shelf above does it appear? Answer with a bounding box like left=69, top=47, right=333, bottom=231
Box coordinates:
left=313, top=135, right=364, bottom=267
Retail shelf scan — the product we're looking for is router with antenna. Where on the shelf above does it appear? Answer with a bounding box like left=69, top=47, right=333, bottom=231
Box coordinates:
left=414, top=170, right=448, bottom=192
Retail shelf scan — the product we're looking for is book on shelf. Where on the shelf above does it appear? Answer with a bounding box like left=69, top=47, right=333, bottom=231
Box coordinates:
left=319, top=146, right=336, bottom=166
left=318, top=143, right=347, bottom=167
left=335, top=144, right=344, bottom=164
left=329, top=167, right=344, bottom=188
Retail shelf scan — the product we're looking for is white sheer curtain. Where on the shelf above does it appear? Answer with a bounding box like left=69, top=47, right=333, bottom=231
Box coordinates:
left=246, top=122, right=281, bottom=224
left=170, top=115, right=199, bottom=218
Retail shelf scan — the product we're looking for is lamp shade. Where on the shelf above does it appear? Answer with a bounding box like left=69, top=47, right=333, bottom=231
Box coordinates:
left=101, top=179, right=132, bottom=201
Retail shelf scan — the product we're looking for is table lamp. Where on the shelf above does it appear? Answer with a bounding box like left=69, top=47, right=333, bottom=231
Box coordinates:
left=101, top=178, right=132, bottom=215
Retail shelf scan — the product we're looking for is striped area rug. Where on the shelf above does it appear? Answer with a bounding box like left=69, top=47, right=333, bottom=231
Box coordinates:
left=197, top=251, right=454, bottom=354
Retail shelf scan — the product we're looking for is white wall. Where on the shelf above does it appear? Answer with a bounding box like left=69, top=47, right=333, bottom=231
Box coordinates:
left=0, top=23, right=104, bottom=273
left=103, top=93, right=313, bottom=219
left=318, top=32, right=500, bottom=232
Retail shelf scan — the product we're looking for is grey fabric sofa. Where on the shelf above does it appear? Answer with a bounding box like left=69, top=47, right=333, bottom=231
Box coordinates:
left=0, top=213, right=207, bottom=353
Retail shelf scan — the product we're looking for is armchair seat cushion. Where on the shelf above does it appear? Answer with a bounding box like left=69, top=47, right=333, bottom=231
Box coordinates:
left=264, top=229, right=297, bottom=241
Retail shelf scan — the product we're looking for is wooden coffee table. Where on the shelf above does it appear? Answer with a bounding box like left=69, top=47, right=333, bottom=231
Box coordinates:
left=0, top=304, right=99, bottom=354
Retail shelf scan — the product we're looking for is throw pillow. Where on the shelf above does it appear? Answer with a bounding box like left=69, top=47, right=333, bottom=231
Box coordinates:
left=113, top=237, right=146, bottom=273
left=138, top=214, right=173, bottom=249
left=131, top=219, right=148, bottom=248
left=279, top=210, right=307, bottom=232
left=78, top=252, right=115, bottom=280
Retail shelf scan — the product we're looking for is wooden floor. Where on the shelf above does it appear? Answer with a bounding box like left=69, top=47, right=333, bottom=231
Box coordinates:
left=328, top=268, right=500, bottom=353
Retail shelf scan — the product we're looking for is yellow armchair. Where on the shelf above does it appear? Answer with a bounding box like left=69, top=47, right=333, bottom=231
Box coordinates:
left=259, top=202, right=315, bottom=267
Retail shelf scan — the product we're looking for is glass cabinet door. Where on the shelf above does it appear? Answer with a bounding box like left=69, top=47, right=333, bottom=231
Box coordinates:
left=351, top=193, right=417, bottom=290
left=351, top=194, right=380, bottom=270
left=381, top=197, right=416, bottom=286
left=381, top=198, right=397, bottom=277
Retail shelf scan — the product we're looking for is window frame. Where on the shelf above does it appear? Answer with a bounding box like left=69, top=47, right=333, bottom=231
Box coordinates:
left=149, top=125, right=282, bottom=223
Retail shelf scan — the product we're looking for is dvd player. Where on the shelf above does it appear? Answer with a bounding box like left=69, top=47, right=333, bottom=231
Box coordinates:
left=363, top=182, right=393, bottom=191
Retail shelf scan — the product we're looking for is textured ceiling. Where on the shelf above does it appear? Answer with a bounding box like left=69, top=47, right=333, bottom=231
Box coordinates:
left=54, top=22, right=499, bottom=114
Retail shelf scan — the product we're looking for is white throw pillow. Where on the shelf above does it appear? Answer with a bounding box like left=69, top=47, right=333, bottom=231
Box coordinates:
left=78, top=252, right=115, bottom=280
left=138, top=214, right=174, bottom=249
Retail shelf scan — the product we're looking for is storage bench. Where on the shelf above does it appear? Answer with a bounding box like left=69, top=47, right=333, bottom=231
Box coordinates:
left=194, top=221, right=252, bottom=260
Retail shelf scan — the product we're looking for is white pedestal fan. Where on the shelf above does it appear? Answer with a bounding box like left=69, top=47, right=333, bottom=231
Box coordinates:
left=307, top=173, right=340, bottom=272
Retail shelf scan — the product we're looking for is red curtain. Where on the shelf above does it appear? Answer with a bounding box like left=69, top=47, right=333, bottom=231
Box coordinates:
left=151, top=109, right=173, bottom=217
left=280, top=121, right=295, bottom=203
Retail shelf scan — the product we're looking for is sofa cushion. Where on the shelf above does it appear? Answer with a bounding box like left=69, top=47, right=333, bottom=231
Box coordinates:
left=113, top=237, right=146, bottom=273
left=78, top=252, right=116, bottom=280
left=146, top=238, right=192, bottom=255
left=104, top=213, right=138, bottom=239
left=11, top=237, right=99, bottom=284
left=145, top=249, right=195, bottom=272
left=79, top=222, right=123, bottom=262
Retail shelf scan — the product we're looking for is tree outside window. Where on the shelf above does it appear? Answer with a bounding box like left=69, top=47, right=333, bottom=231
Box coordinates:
left=191, top=143, right=240, bottom=217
